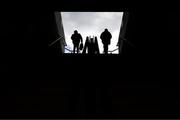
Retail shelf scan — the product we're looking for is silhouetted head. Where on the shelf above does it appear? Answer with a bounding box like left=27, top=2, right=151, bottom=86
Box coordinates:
left=74, top=30, right=78, bottom=34
left=105, top=28, right=108, bottom=32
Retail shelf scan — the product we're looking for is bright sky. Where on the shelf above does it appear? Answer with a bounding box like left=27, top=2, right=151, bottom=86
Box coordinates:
left=61, top=12, right=123, bottom=54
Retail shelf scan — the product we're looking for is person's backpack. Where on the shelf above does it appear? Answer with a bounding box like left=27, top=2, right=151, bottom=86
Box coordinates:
left=79, top=43, right=83, bottom=50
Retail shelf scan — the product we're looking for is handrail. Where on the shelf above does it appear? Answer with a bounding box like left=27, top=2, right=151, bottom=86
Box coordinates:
left=65, top=46, right=119, bottom=54
left=118, top=37, right=136, bottom=48
left=64, top=47, right=73, bottom=53
left=108, top=48, right=119, bottom=53
left=49, top=36, right=64, bottom=47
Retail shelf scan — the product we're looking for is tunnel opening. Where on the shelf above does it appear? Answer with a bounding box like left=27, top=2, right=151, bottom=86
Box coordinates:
left=49, top=11, right=133, bottom=56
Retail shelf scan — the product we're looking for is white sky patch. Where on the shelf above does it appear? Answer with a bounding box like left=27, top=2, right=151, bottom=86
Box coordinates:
left=61, top=12, right=123, bottom=54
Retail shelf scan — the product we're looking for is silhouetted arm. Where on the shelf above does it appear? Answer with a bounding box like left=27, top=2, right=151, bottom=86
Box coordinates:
left=71, top=35, right=73, bottom=40
left=110, top=33, right=112, bottom=39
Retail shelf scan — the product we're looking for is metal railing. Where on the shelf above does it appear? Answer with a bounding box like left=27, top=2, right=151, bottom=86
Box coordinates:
left=64, top=47, right=73, bottom=53
left=64, top=46, right=119, bottom=54
left=49, top=35, right=67, bottom=47
left=108, top=47, right=119, bottom=54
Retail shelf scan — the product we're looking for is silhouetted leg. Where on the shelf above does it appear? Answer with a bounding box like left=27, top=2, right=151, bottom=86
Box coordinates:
left=73, top=45, right=75, bottom=53
left=75, top=47, right=77, bottom=53
left=104, top=45, right=108, bottom=54
left=74, top=44, right=79, bottom=53
left=77, top=46, right=79, bottom=54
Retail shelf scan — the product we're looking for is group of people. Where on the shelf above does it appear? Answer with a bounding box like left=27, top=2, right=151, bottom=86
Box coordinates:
left=71, top=29, right=112, bottom=54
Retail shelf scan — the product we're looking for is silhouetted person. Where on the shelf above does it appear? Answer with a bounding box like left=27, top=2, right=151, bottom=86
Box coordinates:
left=100, top=29, right=112, bottom=54
left=88, top=37, right=95, bottom=54
left=82, top=36, right=100, bottom=54
left=71, top=30, right=83, bottom=53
